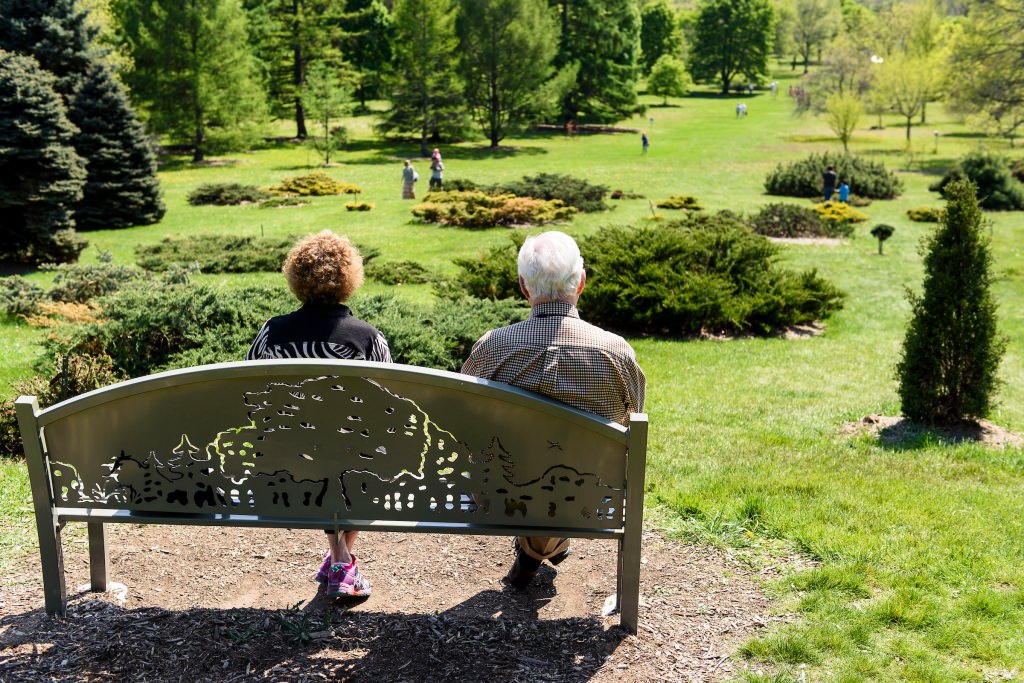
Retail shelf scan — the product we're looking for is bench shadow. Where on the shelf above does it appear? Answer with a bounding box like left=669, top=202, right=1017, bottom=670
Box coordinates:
left=0, top=575, right=623, bottom=682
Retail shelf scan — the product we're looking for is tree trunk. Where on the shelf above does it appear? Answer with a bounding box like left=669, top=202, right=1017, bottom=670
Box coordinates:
left=293, top=45, right=307, bottom=138
left=906, top=117, right=912, bottom=141
left=920, top=100, right=927, bottom=124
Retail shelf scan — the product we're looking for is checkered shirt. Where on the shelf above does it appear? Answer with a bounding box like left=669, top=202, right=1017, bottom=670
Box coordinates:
left=461, top=301, right=645, bottom=425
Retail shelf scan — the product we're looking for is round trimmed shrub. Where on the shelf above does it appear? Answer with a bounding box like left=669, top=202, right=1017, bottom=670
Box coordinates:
left=748, top=203, right=829, bottom=238
left=907, top=207, right=942, bottom=223
left=187, top=182, right=269, bottom=206
left=656, top=195, right=703, bottom=210
left=765, top=152, right=903, bottom=200
left=929, top=152, right=1024, bottom=211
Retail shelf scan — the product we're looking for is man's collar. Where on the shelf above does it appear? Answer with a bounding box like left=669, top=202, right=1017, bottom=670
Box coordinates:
left=530, top=300, right=579, bottom=319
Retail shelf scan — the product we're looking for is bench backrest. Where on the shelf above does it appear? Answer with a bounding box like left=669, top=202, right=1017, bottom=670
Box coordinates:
left=22, top=360, right=643, bottom=535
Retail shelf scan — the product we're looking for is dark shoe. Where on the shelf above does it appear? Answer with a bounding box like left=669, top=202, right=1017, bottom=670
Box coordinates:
left=505, top=546, right=542, bottom=590
left=548, top=547, right=573, bottom=566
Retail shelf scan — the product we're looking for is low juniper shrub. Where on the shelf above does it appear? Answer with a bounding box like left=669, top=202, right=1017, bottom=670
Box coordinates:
left=765, top=152, right=903, bottom=200
left=187, top=183, right=269, bottom=206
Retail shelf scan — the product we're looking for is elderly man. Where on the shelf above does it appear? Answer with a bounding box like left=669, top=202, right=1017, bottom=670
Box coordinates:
left=461, top=231, right=646, bottom=589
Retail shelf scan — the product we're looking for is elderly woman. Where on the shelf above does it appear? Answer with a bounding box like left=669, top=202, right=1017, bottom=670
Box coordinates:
left=247, top=230, right=390, bottom=599
left=401, top=159, right=417, bottom=199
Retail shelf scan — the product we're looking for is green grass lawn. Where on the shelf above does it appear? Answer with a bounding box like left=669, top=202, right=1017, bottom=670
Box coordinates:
left=3, top=64, right=1024, bottom=681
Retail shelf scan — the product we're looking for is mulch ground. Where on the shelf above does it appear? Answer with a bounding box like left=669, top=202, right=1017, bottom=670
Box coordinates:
left=0, top=526, right=782, bottom=682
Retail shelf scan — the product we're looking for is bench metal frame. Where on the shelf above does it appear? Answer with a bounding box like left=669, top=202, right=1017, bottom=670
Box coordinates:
left=17, top=360, right=648, bottom=631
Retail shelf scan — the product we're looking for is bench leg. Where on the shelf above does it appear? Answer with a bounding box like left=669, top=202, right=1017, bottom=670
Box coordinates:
left=38, top=518, right=68, bottom=616
left=88, top=522, right=109, bottom=592
left=619, top=531, right=642, bottom=633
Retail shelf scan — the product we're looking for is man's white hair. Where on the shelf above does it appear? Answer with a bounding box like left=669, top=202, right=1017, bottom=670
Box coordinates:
left=517, top=231, right=584, bottom=301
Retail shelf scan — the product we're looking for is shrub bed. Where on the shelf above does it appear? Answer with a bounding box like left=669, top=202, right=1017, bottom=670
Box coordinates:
left=929, top=152, right=1024, bottom=210
left=365, top=260, right=434, bottom=285
left=656, top=195, right=703, bottom=211
left=907, top=207, right=943, bottom=223
left=765, top=152, right=903, bottom=199
left=748, top=203, right=829, bottom=238
left=412, top=191, right=576, bottom=227
left=489, top=173, right=609, bottom=213
left=345, top=202, right=374, bottom=211
left=187, top=183, right=269, bottom=206
left=135, top=235, right=294, bottom=273
left=578, top=214, right=845, bottom=335
left=260, top=197, right=310, bottom=209
left=268, top=172, right=362, bottom=197
left=809, top=201, right=864, bottom=236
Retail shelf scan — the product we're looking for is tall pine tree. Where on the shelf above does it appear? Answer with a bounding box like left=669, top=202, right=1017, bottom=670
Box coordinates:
left=379, top=0, right=466, bottom=156
left=896, top=180, right=1006, bottom=423
left=550, top=0, right=641, bottom=123
left=0, top=50, right=86, bottom=263
left=125, top=0, right=266, bottom=161
left=0, top=0, right=98, bottom=100
left=69, top=62, right=165, bottom=230
left=340, top=0, right=393, bottom=110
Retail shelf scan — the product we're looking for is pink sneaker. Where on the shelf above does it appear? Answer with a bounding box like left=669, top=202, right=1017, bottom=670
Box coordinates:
left=326, top=556, right=372, bottom=598
left=313, top=552, right=331, bottom=584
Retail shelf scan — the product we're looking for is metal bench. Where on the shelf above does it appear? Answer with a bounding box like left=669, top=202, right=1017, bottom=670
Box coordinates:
left=16, top=360, right=648, bottom=631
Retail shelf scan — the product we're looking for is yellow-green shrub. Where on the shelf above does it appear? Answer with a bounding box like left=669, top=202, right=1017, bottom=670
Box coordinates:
left=811, top=200, right=867, bottom=227
left=412, top=190, right=576, bottom=227
left=345, top=201, right=374, bottom=211
left=907, top=207, right=943, bottom=223
left=268, top=172, right=362, bottom=196
left=656, top=195, right=703, bottom=210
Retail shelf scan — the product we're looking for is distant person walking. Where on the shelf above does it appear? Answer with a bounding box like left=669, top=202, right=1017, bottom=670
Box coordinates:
left=735, top=102, right=747, bottom=118
left=402, top=159, right=418, bottom=199
left=641, top=131, right=649, bottom=154
left=429, top=148, right=444, bottom=192
left=822, top=165, right=837, bottom=202
left=838, top=179, right=850, bottom=203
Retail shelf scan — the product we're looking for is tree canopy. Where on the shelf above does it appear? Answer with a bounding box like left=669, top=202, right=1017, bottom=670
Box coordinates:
left=688, top=0, right=775, bottom=94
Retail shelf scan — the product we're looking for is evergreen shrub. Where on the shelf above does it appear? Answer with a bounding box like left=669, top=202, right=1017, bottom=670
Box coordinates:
left=656, top=195, right=703, bottom=210
left=45, top=261, right=142, bottom=303
left=490, top=173, right=609, bottom=213
left=748, top=203, right=828, bottom=237
left=928, top=151, right=1024, bottom=210
left=260, top=197, right=310, bottom=208
left=579, top=213, right=846, bottom=335
left=345, top=201, right=374, bottom=211
left=365, top=260, right=434, bottom=285
left=611, top=189, right=645, bottom=199
left=135, top=235, right=293, bottom=273
left=268, top=172, right=361, bottom=196
left=809, top=201, right=865, bottom=235
left=440, top=235, right=525, bottom=301
left=764, top=152, right=903, bottom=200
left=897, top=180, right=1006, bottom=423
left=0, top=276, right=46, bottom=317
left=187, top=182, right=269, bottom=206
left=443, top=178, right=478, bottom=192
left=412, top=191, right=576, bottom=227
left=907, top=207, right=943, bottom=223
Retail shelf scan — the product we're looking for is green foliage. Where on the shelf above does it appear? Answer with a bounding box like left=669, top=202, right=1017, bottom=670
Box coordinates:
left=656, top=195, right=703, bottom=211
left=355, top=294, right=528, bottom=371
left=443, top=178, right=479, bottom=192
left=45, top=261, right=143, bottom=303
left=187, top=182, right=270, bottom=206
left=31, top=228, right=88, bottom=265
left=0, top=353, right=124, bottom=458
left=809, top=201, right=865, bottom=235
left=929, top=151, right=1024, bottom=211
left=748, top=203, right=831, bottom=238
left=0, top=0, right=97, bottom=99
left=640, top=1, right=683, bottom=74
left=688, top=0, right=775, bottom=94
left=302, top=61, right=351, bottom=165
left=345, top=201, right=374, bottom=211
left=897, top=181, right=1006, bottom=423
left=379, top=0, right=467, bottom=155
left=870, top=224, right=895, bottom=254
left=577, top=214, right=846, bottom=335
left=553, top=0, right=641, bottom=123
left=47, top=283, right=296, bottom=377
left=442, top=234, right=525, bottom=300
left=135, top=234, right=292, bottom=273
left=906, top=207, right=943, bottom=223
left=765, top=153, right=903, bottom=200
left=121, top=0, right=266, bottom=162
left=0, top=276, right=45, bottom=318
left=0, top=50, right=86, bottom=264
left=259, top=196, right=311, bottom=209
left=268, top=172, right=362, bottom=196
left=491, top=173, right=609, bottom=213
left=364, top=260, right=434, bottom=285
left=457, top=0, right=564, bottom=147
left=647, top=55, right=691, bottom=104
left=411, top=190, right=576, bottom=227
left=68, top=62, right=165, bottom=230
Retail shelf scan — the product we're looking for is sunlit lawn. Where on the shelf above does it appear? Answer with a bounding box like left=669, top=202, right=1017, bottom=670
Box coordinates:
left=2, top=63, right=1024, bottom=681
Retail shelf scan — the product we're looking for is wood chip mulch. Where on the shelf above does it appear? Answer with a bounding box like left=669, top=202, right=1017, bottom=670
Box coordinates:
left=0, top=527, right=782, bottom=682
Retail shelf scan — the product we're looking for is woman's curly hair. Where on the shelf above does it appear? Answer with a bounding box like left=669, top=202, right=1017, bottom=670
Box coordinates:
left=283, top=230, right=364, bottom=305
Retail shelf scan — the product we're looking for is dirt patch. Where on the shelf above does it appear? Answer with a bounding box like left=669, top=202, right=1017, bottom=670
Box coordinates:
left=0, top=526, right=778, bottom=682
left=840, top=414, right=1024, bottom=449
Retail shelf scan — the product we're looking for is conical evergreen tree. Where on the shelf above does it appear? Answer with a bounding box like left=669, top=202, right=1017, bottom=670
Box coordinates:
left=896, top=180, right=1006, bottom=423
left=0, top=50, right=86, bottom=263
left=0, top=0, right=98, bottom=100
left=69, top=62, right=165, bottom=230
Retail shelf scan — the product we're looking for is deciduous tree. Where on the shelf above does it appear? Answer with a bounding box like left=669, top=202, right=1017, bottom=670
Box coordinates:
left=640, top=1, right=682, bottom=75
left=688, top=0, right=774, bottom=94
left=647, top=55, right=691, bottom=105
left=824, top=91, right=862, bottom=152
left=790, top=0, right=838, bottom=73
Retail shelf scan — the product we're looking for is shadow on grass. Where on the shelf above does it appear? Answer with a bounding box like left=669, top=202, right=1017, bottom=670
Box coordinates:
left=0, top=582, right=622, bottom=682
left=860, top=416, right=1023, bottom=452
left=0, top=261, right=37, bottom=277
